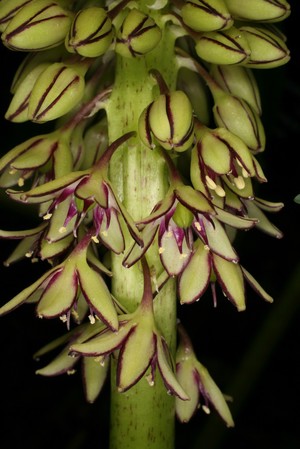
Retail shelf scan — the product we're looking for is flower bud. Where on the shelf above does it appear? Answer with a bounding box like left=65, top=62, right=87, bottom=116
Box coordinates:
left=115, top=8, right=162, bottom=58
left=181, top=0, right=233, bottom=32
left=212, top=90, right=265, bottom=153
left=1, top=0, right=73, bottom=51
left=0, top=0, right=34, bottom=32
left=239, top=24, right=290, bottom=69
left=210, top=64, right=262, bottom=115
left=28, top=62, right=85, bottom=123
left=147, top=90, right=194, bottom=152
left=195, top=26, right=251, bottom=65
left=5, top=62, right=51, bottom=122
left=65, top=7, right=113, bottom=58
left=224, top=0, right=291, bottom=22
left=196, top=125, right=256, bottom=177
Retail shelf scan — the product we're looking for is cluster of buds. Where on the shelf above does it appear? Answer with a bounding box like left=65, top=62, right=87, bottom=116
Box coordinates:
left=0, top=0, right=291, bottom=431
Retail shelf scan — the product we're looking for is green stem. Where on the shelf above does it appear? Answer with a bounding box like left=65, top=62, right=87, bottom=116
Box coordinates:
left=105, top=25, right=179, bottom=449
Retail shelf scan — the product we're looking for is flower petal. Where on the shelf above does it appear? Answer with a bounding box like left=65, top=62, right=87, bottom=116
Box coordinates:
left=176, top=364, right=200, bottom=422
left=76, top=257, right=119, bottom=331
left=156, top=337, right=189, bottom=400
left=212, top=254, right=246, bottom=311
left=36, top=264, right=77, bottom=318
left=117, top=325, right=156, bottom=392
left=82, top=355, right=109, bottom=403
left=70, top=322, right=133, bottom=356
left=0, top=266, right=59, bottom=316
left=179, top=241, right=211, bottom=304
left=203, top=216, right=239, bottom=262
left=36, top=345, right=79, bottom=376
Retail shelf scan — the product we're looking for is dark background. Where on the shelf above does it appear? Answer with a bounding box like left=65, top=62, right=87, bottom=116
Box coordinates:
left=0, top=3, right=299, bottom=449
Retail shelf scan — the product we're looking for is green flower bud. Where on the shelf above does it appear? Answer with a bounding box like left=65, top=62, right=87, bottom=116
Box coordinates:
left=239, top=24, right=290, bottom=69
left=65, top=7, right=113, bottom=58
left=115, top=8, right=161, bottom=58
left=0, top=0, right=34, bottom=32
left=147, top=90, right=194, bottom=152
left=5, top=62, right=51, bottom=122
left=224, top=0, right=291, bottom=22
left=181, top=0, right=233, bottom=32
left=1, top=0, right=73, bottom=51
left=10, top=46, right=67, bottom=94
left=212, top=90, right=265, bottom=153
left=195, top=26, right=251, bottom=65
left=210, top=64, right=262, bottom=115
left=28, top=62, right=85, bottom=123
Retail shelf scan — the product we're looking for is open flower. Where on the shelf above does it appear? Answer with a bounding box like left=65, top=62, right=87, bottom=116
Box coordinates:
left=178, top=238, right=274, bottom=310
left=70, top=258, right=189, bottom=399
left=0, top=230, right=118, bottom=330
left=7, top=132, right=142, bottom=252
left=34, top=321, right=110, bottom=403
left=175, top=322, right=234, bottom=426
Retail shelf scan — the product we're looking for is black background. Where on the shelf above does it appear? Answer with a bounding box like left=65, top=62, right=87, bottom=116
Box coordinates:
left=0, top=3, right=299, bottom=449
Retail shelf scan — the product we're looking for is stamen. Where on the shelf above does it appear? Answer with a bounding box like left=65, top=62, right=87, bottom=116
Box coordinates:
left=205, top=175, right=217, bottom=190
left=43, top=213, right=52, bottom=220
left=92, top=235, right=99, bottom=243
left=60, top=314, right=68, bottom=323
left=18, top=177, right=24, bottom=187
left=215, top=185, right=226, bottom=197
left=194, top=222, right=202, bottom=231
left=202, top=405, right=211, bottom=414
left=233, top=176, right=245, bottom=190
left=59, top=226, right=67, bottom=234
left=67, top=369, right=76, bottom=375
left=88, top=314, right=96, bottom=324
left=159, top=247, right=165, bottom=254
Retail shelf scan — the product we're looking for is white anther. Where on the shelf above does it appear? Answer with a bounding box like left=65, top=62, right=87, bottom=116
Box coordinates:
left=194, top=222, right=202, bottom=231
left=92, top=235, right=99, bottom=243
left=205, top=175, right=217, bottom=190
left=59, top=226, right=67, bottom=234
left=43, top=213, right=52, bottom=220
left=18, top=178, right=24, bottom=187
left=159, top=247, right=165, bottom=254
left=88, top=314, right=96, bottom=324
left=233, top=176, right=245, bottom=190
left=215, top=185, right=226, bottom=197
left=202, top=405, right=211, bottom=414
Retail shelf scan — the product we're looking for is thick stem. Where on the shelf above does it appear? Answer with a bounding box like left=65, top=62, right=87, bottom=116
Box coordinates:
left=106, top=24, right=179, bottom=449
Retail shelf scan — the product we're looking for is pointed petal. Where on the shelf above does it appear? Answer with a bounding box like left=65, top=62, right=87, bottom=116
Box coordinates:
left=196, top=361, right=234, bottom=428
left=117, top=326, right=156, bottom=392
left=244, top=199, right=283, bottom=238
left=203, top=216, right=239, bottom=262
left=39, top=234, right=74, bottom=261
left=179, top=242, right=211, bottom=304
left=176, top=364, right=200, bottom=423
left=0, top=222, right=47, bottom=239
left=212, top=254, right=246, bottom=311
left=159, top=227, right=191, bottom=276
left=76, top=258, right=119, bottom=331
left=215, top=206, right=257, bottom=229
left=175, top=185, right=214, bottom=214
left=106, top=180, right=143, bottom=246
left=36, top=345, right=79, bottom=376
left=156, top=337, right=189, bottom=400
left=123, top=224, right=158, bottom=268
left=0, top=266, right=59, bottom=316
left=82, top=356, right=109, bottom=403
left=8, top=171, right=88, bottom=203
left=241, top=266, right=273, bottom=303
left=138, top=192, right=175, bottom=224
left=254, top=197, right=284, bottom=213
left=36, top=264, right=77, bottom=318
left=99, top=208, right=125, bottom=254
left=70, top=322, right=133, bottom=356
